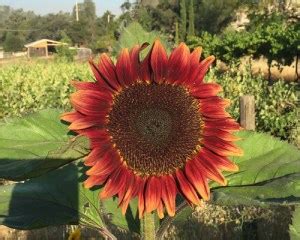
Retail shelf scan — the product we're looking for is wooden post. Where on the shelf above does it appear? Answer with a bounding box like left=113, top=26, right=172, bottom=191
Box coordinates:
left=45, top=46, right=48, bottom=57
left=239, top=95, right=255, bottom=130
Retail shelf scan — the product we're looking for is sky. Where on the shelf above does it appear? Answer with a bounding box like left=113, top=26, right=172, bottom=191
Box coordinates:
left=0, top=0, right=128, bottom=16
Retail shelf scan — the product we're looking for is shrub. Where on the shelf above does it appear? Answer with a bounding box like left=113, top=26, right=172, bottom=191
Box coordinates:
left=205, top=65, right=298, bottom=144
left=0, top=61, right=297, bottom=145
left=0, top=61, right=92, bottom=118
left=186, top=18, right=299, bottom=66
left=55, top=33, right=77, bottom=62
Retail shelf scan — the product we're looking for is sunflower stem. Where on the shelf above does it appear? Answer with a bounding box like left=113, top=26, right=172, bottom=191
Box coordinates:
left=141, top=213, right=156, bottom=240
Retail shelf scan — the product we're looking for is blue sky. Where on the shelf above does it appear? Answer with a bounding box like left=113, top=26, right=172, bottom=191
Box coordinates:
left=0, top=0, right=129, bottom=16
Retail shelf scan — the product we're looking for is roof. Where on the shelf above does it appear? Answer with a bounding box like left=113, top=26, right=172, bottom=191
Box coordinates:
left=25, top=39, right=67, bottom=48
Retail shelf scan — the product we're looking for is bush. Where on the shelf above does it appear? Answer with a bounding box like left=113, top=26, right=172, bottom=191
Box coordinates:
left=0, top=61, right=92, bottom=118
left=205, top=65, right=298, bottom=144
left=55, top=33, right=77, bottom=62
left=0, top=61, right=297, bottom=145
left=187, top=18, right=299, bottom=66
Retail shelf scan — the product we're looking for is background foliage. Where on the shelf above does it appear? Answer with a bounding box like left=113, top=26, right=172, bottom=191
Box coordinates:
left=0, top=61, right=92, bottom=118
left=0, top=59, right=297, bottom=145
left=0, top=0, right=299, bottom=238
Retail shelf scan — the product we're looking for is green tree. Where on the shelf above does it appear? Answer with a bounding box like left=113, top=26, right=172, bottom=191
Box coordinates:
left=121, top=0, right=132, bottom=13
left=188, top=0, right=195, bottom=37
left=28, top=13, right=72, bottom=42
left=0, top=7, right=36, bottom=46
left=194, top=0, right=239, bottom=34
left=3, top=32, right=24, bottom=52
left=91, top=11, right=117, bottom=52
left=70, top=0, right=96, bottom=46
left=179, top=0, right=187, bottom=40
left=175, top=21, right=179, bottom=45
left=55, top=32, right=76, bottom=62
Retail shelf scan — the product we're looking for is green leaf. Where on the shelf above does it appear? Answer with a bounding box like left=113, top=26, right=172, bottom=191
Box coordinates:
left=212, top=173, right=300, bottom=206
left=0, top=109, right=89, bottom=180
left=209, top=131, right=300, bottom=206
left=0, top=161, right=139, bottom=233
left=114, top=22, right=170, bottom=56
left=222, top=131, right=300, bottom=187
left=290, top=206, right=300, bottom=240
left=0, top=163, right=82, bottom=229
left=102, top=197, right=140, bottom=233
left=0, top=162, right=104, bottom=230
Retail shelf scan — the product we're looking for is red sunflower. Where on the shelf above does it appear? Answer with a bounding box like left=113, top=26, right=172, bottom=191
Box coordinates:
left=61, top=40, right=242, bottom=219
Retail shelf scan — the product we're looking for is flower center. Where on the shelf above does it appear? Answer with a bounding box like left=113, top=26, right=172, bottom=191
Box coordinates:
left=136, top=108, right=172, bottom=147
left=107, top=83, right=202, bottom=176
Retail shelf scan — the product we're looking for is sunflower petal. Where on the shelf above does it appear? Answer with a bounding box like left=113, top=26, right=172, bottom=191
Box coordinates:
left=61, top=111, right=83, bottom=123
left=203, top=136, right=243, bottom=157
left=68, top=115, right=106, bottom=130
left=71, top=80, right=103, bottom=91
left=98, top=53, right=122, bottom=91
left=100, top=166, right=127, bottom=199
left=138, top=180, right=146, bottom=218
left=130, top=43, right=149, bottom=82
left=84, top=174, right=108, bottom=188
left=194, top=155, right=227, bottom=186
left=185, top=161, right=210, bottom=200
left=157, top=200, right=165, bottom=219
left=200, top=148, right=239, bottom=172
left=167, top=43, right=190, bottom=84
left=190, top=47, right=202, bottom=66
left=84, top=144, right=111, bottom=166
left=86, top=149, right=121, bottom=176
left=176, top=170, right=201, bottom=205
left=161, top=175, right=176, bottom=216
left=200, top=101, right=231, bottom=119
left=203, top=128, right=241, bottom=141
left=191, top=83, right=222, bottom=98
left=119, top=173, right=136, bottom=215
left=204, top=118, right=241, bottom=131
left=89, top=59, right=116, bottom=92
left=196, top=56, right=215, bottom=83
left=186, top=47, right=202, bottom=85
left=116, top=48, right=136, bottom=86
left=150, top=40, right=168, bottom=84
left=70, top=90, right=112, bottom=116
left=145, top=176, right=162, bottom=213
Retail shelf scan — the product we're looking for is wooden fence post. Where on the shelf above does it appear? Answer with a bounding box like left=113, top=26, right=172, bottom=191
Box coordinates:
left=239, top=95, right=255, bottom=130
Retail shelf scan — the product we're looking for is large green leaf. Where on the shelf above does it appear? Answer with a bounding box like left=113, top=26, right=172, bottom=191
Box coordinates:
left=0, top=161, right=139, bottom=234
left=212, top=173, right=300, bottom=206
left=0, top=162, right=108, bottom=230
left=114, top=22, right=170, bottom=56
left=210, top=131, right=300, bottom=205
left=216, top=131, right=300, bottom=187
left=159, top=132, right=300, bottom=238
left=0, top=163, right=81, bottom=229
left=0, top=109, right=89, bottom=180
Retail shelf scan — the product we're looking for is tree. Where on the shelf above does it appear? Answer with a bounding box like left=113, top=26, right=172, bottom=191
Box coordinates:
left=55, top=32, right=76, bottom=62
left=194, top=0, right=240, bottom=34
left=70, top=0, right=97, bottom=46
left=179, top=0, right=187, bottom=40
left=3, top=32, right=24, bottom=52
left=175, top=21, right=179, bottom=45
left=188, top=0, right=195, bottom=37
left=28, top=13, right=72, bottom=42
left=121, top=0, right=132, bottom=13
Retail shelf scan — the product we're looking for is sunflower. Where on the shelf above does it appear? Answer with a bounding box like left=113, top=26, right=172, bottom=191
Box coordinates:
left=62, top=40, right=242, bottom=219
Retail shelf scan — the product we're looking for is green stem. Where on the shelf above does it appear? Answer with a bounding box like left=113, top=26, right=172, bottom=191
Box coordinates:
left=141, top=213, right=156, bottom=240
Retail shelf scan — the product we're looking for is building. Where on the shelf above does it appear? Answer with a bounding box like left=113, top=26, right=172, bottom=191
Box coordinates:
left=24, top=39, right=66, bottom=58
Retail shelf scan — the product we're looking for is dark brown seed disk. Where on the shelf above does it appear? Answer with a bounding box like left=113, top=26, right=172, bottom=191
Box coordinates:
left=107, top=82, right=202, bottom=176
